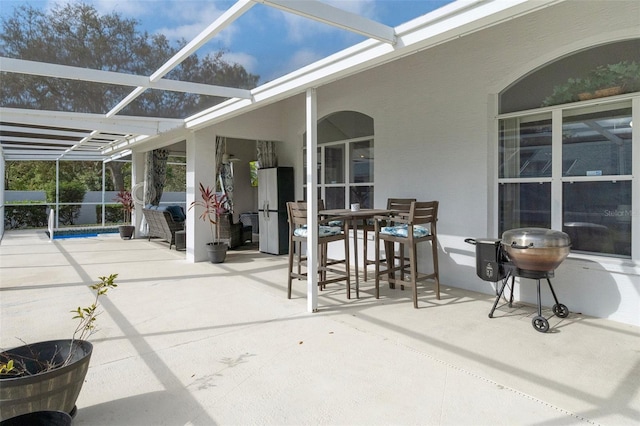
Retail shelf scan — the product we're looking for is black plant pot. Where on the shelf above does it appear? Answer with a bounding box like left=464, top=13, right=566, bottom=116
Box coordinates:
left=0, top=340, right=93, bottom=422
left=119, top=225, right=135, bottom=239
left=207, top=242, right=228, bottom=263
left=0, top=410, right=72, bottom=426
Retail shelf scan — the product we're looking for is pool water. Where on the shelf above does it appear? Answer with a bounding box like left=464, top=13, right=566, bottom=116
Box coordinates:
left=48, top=227, right=120, bottom=239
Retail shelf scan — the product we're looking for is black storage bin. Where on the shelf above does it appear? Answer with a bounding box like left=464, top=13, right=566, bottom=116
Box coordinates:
left=468, top=238, right=507, bottom=282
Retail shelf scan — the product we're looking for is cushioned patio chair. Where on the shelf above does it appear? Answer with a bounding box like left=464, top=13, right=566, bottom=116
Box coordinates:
left=373, top=201, right=440, bottom=308
left=286, top=201, right=351, bottom=299
left=362, top=198, right=416, bottom=281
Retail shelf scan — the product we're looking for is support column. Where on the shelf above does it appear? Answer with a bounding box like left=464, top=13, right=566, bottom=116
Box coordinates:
left=186, top=129, right=217, bottom=262
left=131, top=151, right=146, bottom=238
left=306, top=88, right=319, bottom=313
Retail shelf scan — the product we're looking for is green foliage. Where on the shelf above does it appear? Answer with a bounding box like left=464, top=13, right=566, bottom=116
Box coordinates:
left=0, top=359, right=14, bottom=374
left=71, top=274, right=119, bottom=342
left=96, top=204, right=124, bottom=224
left=44, top=181, right=86, bottom=225
left=4, top=202, right=48, bottom=229
left=164, top=158, right=186, bottom=192
left=543, top=61, right=640, bottom=106
left=4, top=161, right=55, bottom=190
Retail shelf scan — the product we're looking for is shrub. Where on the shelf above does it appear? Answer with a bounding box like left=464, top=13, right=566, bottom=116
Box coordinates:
left=3, top=202, right=48, bottom=229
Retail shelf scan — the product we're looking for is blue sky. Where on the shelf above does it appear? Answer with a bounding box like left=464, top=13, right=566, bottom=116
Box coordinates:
left=0, top=0, right=454, bottom=84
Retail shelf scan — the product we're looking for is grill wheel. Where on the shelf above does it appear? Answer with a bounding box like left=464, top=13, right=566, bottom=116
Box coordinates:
left=532, top=316, right=550, bottom=332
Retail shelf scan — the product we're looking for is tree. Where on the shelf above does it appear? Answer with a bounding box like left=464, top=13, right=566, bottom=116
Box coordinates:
left=0, top=2, right=259, bottom=190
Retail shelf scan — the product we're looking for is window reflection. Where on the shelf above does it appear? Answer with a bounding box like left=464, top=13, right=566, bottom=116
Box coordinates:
left=499, top=182, right=551, bottom=234
left=350, top=140, right=373, bottom=183
left=562, top=108, right=632, bottom=177
left=499, top=117, right=552, bottom=179
left=563, top=181, right=631, bottom=256
left=350, top=186, right=373, bottom=209
left=325, top=145, right=344, bottom=184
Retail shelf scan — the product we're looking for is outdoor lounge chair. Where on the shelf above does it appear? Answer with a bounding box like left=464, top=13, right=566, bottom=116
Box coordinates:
left=142, top=207, right=185, bottom=249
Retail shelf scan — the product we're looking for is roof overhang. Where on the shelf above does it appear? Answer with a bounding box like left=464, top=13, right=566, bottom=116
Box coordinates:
left=0, top=0, right=564, bottom=162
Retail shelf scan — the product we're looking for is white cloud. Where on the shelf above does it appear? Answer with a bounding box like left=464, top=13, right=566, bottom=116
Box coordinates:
left=221, top=51, right=257, bottom=72
left=281, top=48, right=324, bottom=75
left=279, top=0, right=378, bottom=44
left=324, top=0, right=376, bottom=17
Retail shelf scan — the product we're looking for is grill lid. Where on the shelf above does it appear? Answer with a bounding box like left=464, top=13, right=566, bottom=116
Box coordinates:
left=501, top=227, right=570, bottom=249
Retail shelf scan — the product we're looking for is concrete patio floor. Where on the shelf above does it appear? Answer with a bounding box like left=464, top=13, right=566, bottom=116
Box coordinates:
left=1, top=230, right=639, bottom=426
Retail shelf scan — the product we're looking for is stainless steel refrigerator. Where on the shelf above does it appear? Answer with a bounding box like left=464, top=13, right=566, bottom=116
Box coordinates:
left=257, top=167, right=294, bottom=254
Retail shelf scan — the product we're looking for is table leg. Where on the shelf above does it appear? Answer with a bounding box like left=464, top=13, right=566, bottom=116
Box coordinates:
left=352, top=218, right=360, bottom=298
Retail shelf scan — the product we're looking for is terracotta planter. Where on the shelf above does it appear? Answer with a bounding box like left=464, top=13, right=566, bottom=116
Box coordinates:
left=579, top=86, right=622, bottom=101
left=594, top=86, right=622, bottom=97
left=0, top=340, right=93, bottom=421
left=207, top=242, right=228, bottom=263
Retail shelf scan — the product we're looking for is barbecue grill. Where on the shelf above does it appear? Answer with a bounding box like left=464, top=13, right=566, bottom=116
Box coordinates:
left=465, top=228, right=571, bottom=333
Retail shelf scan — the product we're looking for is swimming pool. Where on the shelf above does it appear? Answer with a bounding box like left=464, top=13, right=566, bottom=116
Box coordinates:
left=48, top=227, right=120, bottom=239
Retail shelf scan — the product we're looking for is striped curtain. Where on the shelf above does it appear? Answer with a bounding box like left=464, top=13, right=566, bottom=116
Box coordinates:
left=144, top=148, right=169, bottom=206
left=216, top=136, right=234, bottom=212
left=257, top=140, right=277, bottom=168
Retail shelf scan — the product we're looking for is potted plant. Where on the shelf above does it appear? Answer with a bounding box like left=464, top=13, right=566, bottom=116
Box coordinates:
left=114, top=189, right=135, bottom=239
left=543, top=60, right=640, bottom=106
left=189, top=183, right=229, bottom=263
left=0, top=274, right=118, bottom=422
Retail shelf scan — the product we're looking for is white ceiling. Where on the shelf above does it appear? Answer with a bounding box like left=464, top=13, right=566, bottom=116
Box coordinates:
left=0, top=0, right=561, bottom=163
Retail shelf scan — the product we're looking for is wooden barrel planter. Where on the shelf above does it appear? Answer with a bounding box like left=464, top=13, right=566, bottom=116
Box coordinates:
left=0, top=340, right=93, bottom=422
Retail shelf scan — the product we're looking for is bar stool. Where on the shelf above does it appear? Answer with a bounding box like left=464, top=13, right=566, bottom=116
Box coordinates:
left=362, top=198, right=415, bottom=281
left=373, top=201, right=440, bottom=308
left=286, top=201, right=351, bottom=299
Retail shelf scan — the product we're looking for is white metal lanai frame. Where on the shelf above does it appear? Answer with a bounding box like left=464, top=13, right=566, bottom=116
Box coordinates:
left=0, top=0, right=399, bottom=162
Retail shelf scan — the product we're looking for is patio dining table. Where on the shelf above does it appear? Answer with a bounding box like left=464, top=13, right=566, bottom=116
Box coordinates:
left=319, top=208, right=394, bottom=298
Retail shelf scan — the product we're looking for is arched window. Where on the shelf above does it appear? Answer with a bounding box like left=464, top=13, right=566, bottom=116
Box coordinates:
left=303, top=111, right=374, bottom=209
left=500, top=39, right=639, bottom=114
left=497, top=40, right=638, bottom=258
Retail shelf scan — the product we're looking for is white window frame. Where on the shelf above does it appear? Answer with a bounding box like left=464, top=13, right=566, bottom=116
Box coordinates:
left=497, top=94, right=639, bottom=261
left=304, top=136, right=374, bottom=208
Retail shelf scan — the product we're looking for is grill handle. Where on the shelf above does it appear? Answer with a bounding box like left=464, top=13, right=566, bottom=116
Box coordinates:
left=510, top=242, right=534, bottom=250
left=464, top=238, right=477, bottom=245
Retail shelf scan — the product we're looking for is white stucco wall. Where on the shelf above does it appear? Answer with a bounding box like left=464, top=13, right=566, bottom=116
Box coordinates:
left=0, top=157, right=5, bottom=239
left=192, top=1, right=640, bottom=326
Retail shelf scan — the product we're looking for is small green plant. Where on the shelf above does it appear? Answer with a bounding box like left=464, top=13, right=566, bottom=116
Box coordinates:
left=0, top=274, right=118, bottom=377
left=0, top=359, right=14, bottom=374
left=71, top=273, right=119, bottom=343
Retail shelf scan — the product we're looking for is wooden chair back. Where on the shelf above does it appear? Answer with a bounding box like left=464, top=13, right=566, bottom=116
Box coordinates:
left=387, top=198, right=416, bottom=213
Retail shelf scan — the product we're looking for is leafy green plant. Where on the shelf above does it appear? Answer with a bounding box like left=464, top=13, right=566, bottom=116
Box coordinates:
left=4, top=202, right=47, bottom=229
left=44, top=181, right=86, bottom=225
left=71, top=274, right=119, bottom=343
left=0, top=274, right=118, bottom=377
left=96, top=204, right=123, bottom=224
left=543, top=60, right=640, bottom=106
